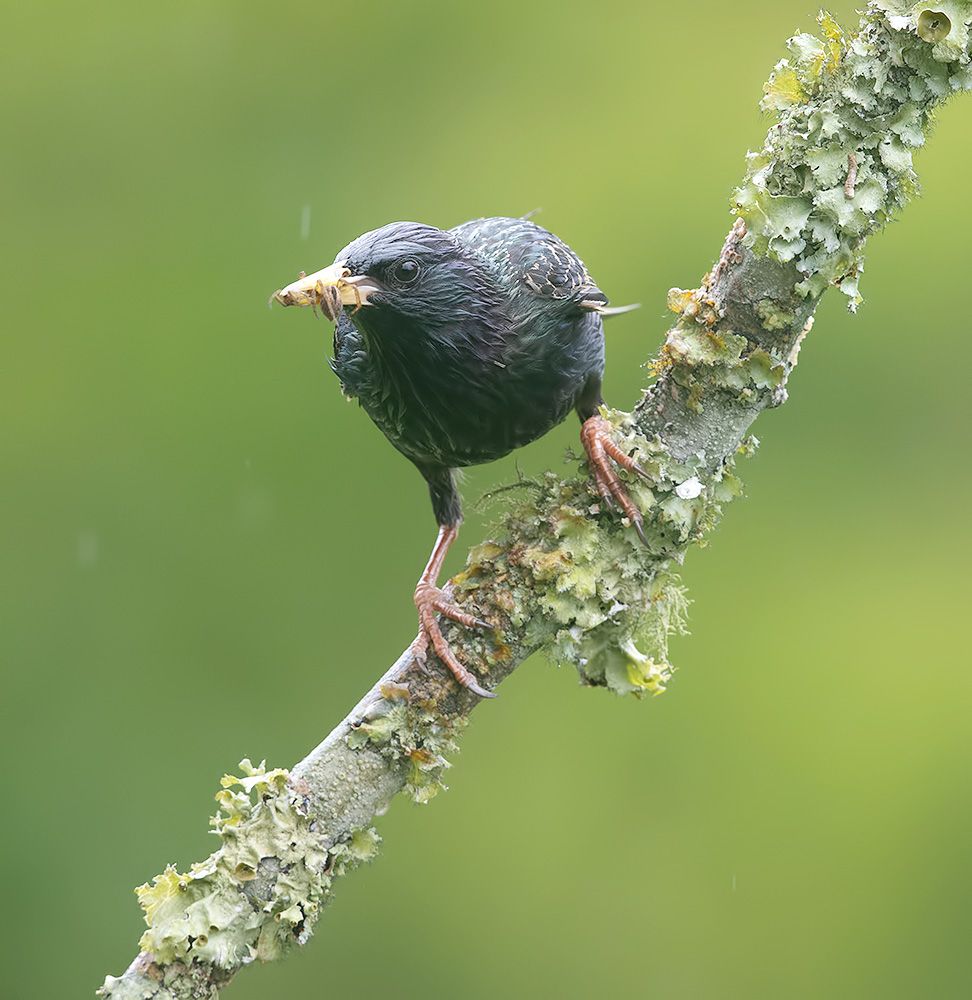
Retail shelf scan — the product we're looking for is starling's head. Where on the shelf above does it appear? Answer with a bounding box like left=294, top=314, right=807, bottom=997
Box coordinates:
left=271, top=222, right=501, bottom=337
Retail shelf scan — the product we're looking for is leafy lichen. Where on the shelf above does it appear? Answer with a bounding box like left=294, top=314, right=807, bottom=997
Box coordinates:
left=735, top=4, right=972, bottom=310
left=443, top=410, right=756, bottom=698
left=130, top=760, right=379, bottom=975
left=347, top=696, right=467, bottom=803
left=538, top=413, right=753, bottom=694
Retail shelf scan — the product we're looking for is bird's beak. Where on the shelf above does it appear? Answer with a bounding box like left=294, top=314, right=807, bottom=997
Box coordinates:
left=269, top=262, right=379, bottom=320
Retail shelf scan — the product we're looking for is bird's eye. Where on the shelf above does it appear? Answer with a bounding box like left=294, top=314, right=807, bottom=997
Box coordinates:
left=391, top=259, right=421, bottom=284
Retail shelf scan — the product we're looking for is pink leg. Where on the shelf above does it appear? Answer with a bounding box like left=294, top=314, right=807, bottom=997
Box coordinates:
left=580, top=414, right=649, bottom=544
left=413, top=525, right=496, bottom=699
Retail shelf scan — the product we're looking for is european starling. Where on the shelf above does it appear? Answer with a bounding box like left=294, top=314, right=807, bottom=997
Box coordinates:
left=272, top=217, right=644, bottom=698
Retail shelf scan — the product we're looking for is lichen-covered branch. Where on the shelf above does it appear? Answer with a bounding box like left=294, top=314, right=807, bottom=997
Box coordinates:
left=99, top=4, right=972, bottom=997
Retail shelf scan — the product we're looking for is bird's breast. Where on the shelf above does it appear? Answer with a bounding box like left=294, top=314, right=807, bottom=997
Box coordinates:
left=333, top=309, right=604, bottom=469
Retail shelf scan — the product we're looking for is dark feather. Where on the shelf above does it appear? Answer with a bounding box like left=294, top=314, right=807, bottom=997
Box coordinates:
left=328, top=217, right=621, bottom=520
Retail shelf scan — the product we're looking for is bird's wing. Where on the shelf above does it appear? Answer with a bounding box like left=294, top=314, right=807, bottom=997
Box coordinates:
left=516, top=229, right=640, bottom=317
left=520, top=233, right=606, bottom=307
left=452, top=216, right=609, bottom=312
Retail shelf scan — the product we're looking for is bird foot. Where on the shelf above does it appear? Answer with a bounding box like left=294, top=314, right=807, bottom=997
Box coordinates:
left=412, top=582, right=497, bottom=699
left=580, top=414, right=650, bottom=545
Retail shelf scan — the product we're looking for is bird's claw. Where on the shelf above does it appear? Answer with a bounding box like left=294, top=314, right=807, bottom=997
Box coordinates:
left=413, top=583, right=497, bottom=698
left=581, top=414, right=650, bottom=546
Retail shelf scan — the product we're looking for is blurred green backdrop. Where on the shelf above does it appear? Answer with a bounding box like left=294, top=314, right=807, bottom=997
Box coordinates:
left=3, top=2, right=970, bottom=997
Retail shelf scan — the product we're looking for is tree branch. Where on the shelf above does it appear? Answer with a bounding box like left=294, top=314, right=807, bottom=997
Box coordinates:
left=99, top=4, right=972, bottom=996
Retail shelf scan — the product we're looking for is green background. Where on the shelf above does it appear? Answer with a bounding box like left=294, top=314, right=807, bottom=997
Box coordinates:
left=3, top=2, right=970, bottom=997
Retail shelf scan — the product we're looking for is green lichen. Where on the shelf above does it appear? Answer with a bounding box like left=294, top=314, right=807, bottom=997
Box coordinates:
left=445, top=410, right=757, bottom=698
left=538, top=412, right=752, bottom=693
left=347, top=697, right=466, bottom=803
left=133, top=760, right=379, bottom=971
left=735, top=4, right=972, bottom=310
left=666, top=284, right=720, bottom=326
left=658, top=321, right=787, bottom=411
left=756, top=298, right=798, bottom=331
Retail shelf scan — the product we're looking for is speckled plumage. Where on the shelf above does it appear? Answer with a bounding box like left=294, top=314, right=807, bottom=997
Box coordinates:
left=329, top=217, right=608, bottom=522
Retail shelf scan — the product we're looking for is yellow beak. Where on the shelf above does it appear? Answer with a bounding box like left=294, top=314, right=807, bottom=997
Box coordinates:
left=270, top=262, right=379, bottom=319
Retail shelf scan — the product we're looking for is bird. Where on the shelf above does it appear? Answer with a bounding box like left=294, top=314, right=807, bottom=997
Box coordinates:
left=271, top=216, right=645, bottom=699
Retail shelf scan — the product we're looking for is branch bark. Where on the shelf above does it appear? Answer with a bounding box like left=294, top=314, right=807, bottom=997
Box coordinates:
left=99, top=4, right=972, bottom=996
